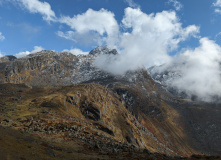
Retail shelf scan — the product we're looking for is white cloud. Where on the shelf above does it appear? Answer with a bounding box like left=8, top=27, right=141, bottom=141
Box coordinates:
left=59, top=8, right=119, bottom=48
left=168, top=0, right=183, bottom=11
left=124, top=0, right=140, bottom=8
left=213, top=0, right=221, bottom=7
left=215, top=8, right=221, bottom=14
left=213, top=0, right=221, bottom=14
left=0, top=32, right=5, bottom=41
left=31, top=46, right=44, bottom=53
left=0, top=52, right=3, bottom=57
left=13, top=0, right=56, bottom=22
left=95, top=7, right=199, bottom=75
left=157, top=38, right=221, bottom=102
left=15, top=46, right=44, bottom=58
left=57, top=31, right=76, bottom=42
left=57, top=30, right=104, bottom=46
left=62, top=48, right=88, bottom=56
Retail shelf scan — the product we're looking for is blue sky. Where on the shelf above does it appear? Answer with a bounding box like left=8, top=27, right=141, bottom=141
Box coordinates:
left=0, top=0, right=221, bottom=58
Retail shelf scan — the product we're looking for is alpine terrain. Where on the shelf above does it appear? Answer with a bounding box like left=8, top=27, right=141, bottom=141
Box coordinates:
left=0, top=46, right=220, bottom=160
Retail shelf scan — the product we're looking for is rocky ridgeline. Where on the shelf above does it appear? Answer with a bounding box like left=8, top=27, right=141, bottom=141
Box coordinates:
left=0, top=47, right=116, bottom=86
left=0, top=46, right=156, bottom=88
left=0, top=55, right=17, bottom=63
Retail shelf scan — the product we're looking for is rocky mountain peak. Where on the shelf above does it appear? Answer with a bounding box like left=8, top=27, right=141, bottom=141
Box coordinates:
left=0, top=55, right=17, bottom=63
left=89, top=46, right=118, bottom=55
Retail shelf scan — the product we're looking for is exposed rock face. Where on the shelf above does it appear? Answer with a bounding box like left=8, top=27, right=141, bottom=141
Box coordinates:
left=0, top=48, right=118, bottom=86
left=0, top=46, right=221, bottom=157
left=89, top=46, right=118, bottom=55
left=0, top=55, right=17, bottom=63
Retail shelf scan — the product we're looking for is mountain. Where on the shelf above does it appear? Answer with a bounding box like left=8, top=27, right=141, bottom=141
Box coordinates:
left=148, top=63, right=221, bottom=102
left=0, top=47, right=221, bottom=159
left=0, top=55, right=17, bottom=63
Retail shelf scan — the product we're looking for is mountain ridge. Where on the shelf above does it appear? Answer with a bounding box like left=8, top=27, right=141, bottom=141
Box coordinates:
left=0, top=47, right=221, bottom=159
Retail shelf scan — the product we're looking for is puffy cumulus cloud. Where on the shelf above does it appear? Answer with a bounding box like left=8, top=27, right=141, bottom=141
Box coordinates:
left=0, top=32, right=5, bottom=41
left=15, top=46, right=44, bottom=58
left=168, top=0, right=183, bottom=11
left=59, top=8, right=119, bottom=47
left=13, top=0, right=56, bottom=22
left=95, top=7, right=199, bottom=75
left=124, top=0, right=140, bottom=8
left=62, top=48, right=88, bottom=56
left=159, top=38, right=221, bottom=102
left=31, top=46, right=44, bottom=53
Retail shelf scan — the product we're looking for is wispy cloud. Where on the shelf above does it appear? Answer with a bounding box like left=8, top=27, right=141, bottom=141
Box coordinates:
left=168, top=0, right=183, bottom=11
left=57, top=30, right=103, bottom=46
left=124, top=0, right=140, bottom=9
left=62, top=48, right=89, bottom=56
left=0, top=32, right=5, bottom=41
left=0, top=52, right=3, bottom=57
left=213, top=0, right=221, bottom=7
left=15, top=46, right=44, bottom=58
left=57, top=31, right=76, bottom=42
left=11, top=0, right=56, bottom=22
left=6, top=22, right=41, bottom=34
left=213, top=0, right=221, bottom=14
left=215, top=32, right=221, bottom=40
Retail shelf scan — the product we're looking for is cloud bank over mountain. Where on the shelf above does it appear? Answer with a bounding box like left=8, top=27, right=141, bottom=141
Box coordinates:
left=3, top=0, right=221, bottom=102
left=95, top=7, right=199, bottom=75
left=150, top=38, right=221, bottom=102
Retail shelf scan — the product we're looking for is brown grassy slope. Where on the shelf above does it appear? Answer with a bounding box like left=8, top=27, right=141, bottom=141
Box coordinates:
left=0, top=83, right=221, bottom=160
left=0, top=76, right=197, bottom=157
left=0, top=83, right=171, bottom=158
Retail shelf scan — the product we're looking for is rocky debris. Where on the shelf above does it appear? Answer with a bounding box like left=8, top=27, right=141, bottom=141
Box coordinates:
left=0, top=114, right=145, bottom=155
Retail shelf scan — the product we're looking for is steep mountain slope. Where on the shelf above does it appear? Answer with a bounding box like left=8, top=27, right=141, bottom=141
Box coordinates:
left=1, top=83, right=220, bottom=160
left=148, top=64, right=221, bottom=156
left=0, top=47, right=221, bottom=158
left=0, top=83, right=182, bottom=159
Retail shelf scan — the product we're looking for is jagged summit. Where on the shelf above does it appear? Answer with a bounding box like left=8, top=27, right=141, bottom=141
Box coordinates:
left=0, top=55, right=17, bottom=63
left=89, top=46, right=118, bottom=55
left=0, top=47, right=133, bottom=86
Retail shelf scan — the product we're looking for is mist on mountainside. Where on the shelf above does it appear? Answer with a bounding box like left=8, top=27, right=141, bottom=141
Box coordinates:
left=149, top=38, right=221, bottom=102
left=93, top=8, right=221, bottom=102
